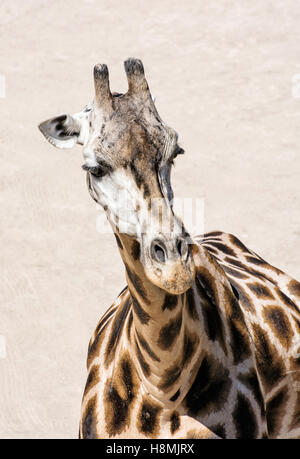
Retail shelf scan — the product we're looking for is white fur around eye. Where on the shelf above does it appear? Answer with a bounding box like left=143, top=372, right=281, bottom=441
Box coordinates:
left=82, top=129, right=100, bottom=168
left=90, top=169, right=146, bottom=236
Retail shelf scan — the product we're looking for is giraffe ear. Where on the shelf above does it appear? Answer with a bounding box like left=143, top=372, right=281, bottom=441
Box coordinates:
left=38, top=113, right=82, bottom=149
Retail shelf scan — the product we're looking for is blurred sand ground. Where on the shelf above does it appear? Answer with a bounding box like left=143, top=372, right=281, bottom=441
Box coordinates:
left=0, top=0, right=299, bottom=438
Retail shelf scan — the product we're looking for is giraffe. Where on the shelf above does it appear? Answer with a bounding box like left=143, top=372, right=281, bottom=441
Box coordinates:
left=38, top=58, right=300, bottom=439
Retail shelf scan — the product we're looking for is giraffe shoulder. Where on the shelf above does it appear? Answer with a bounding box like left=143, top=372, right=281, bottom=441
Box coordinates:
left=197, top=232, right=300, bottom=302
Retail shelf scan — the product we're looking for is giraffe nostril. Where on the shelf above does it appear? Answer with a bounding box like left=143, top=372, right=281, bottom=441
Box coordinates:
left=177, top=240, right=184, bottom=256
left=176, top=237, right=189, bottom=260
left=151, top=240, right=166, bottom=264
left=154, top=244, right=166, bottom=263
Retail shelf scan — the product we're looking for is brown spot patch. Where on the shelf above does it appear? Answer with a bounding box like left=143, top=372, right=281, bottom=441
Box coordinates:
left=118, top=286, right=128, bottom=297
left=224, top=257, right=248, bottom=270
left=196, top=273, right=227, bottom=355
left=196, top=267, right=217, bottom=305
left=229, top=234, right=250, bottom=253
left=246, top=255, right=267, bottom=266
left=81, top=394, right=98, bottom=439
left=209, top=424, right=226, bottom=438
left=95, top=306, right=117, bottom=335
left=238, top=368, right=265, bottom=417
left=247, top=282, right=275, bottom=300
left=138, top=399, right=162, bottom=437
left=131, top=240, right=141, bottom=260
left=126, top=265, right=150, bottom=304
left=223, top=265, right=249, bottom=279
left=233, top=392, right=258, bottom=438
left=104, top=353, right=139, bottom=436
left=266, top=386, right=289, bottom=438
left=182, top=331, right=199, bottom=367
left=115, top=234, right=123, bottom=250
left=131, top=294, right=150, bottom=324
left=135, top=337, right=151, bottom=376
left=87, top=321, right=109, bottom=369
left=104, top=297, right=131, bottom=368
left=206, top=241, right=236, bottom=257
left=170, top=411, right=180, bottom=434
left=127, top=310, right=133, bottom=340
left=275, top=287, right=300, bottom=313
left=84, top=364, right=100, bottom=396
left=246, top=267, right=275, bottom=285
left=157, top=312, right=182, bottom=350
left=162, top=294, right=178, bottom=311
left=184, top=356, right=232, bottom=416
left=223, top=288, right=252, bottom=364
left=204, top=246, right=220, bottom=256
left=136, top=330, right=160, bottom=362
left=252, top=323, right=285, bottom=392
left=263, top=306, right=294, bottom=349
left=228, top=279, right=254, bottom=311
left=185, top=288, right=199, bottom=320
left=288, top=279, right=300, bottom=300
left=158, top=363, right=181, bottom=390
left=203, top=231, right=223, bottom=238
left=170, top=388, right=181, bottom=402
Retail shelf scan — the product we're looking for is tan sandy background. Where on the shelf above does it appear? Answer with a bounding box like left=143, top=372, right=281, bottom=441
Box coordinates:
left=0, top=0, right=299, bottom=438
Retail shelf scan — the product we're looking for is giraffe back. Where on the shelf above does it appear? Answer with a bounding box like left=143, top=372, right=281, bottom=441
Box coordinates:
left=198, top=231, right=300, bottom=439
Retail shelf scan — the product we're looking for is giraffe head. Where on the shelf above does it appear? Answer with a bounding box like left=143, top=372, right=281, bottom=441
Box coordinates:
left=39, top=58, right=195, bottom=294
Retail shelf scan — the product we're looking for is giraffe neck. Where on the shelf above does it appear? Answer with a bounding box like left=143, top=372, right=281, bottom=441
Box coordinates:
left=114, top=232, right=242, bottom=407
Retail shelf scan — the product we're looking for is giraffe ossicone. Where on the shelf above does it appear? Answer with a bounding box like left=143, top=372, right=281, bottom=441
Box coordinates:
left=39, top=58, right=300, bottom=439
